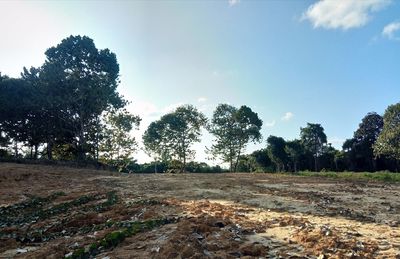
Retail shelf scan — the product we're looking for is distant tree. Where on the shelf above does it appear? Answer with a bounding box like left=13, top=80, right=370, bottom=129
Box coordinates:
left=266, top=135, right=287, bottom=172
left=374, top=103, right=400, bottom=170
left=300, top=123, right=327, bottom=172
left=285, top=139, right=303, bottom=172
left=319, top=144, right=338, bottom=171
left=249, top=149, right=272, bottom=172
left=333, top=150, right=347, bottom=172
left=171, top=105, right=207, bottom=171
left=208, top=104, right=263, bottom=172
left=0, top=75, right=10, bottom=150
left=207, top=104, right=238, bottom=171
left=42, top=35, right=125, bottom=160
left=0, top=78, right=37, bottom=157
left=235, top=155, right=253, bottom=172
left=143, top=120, right=170, bottom=172
left=144, top=105, right=206, bottom=172
left=20, top=67, right=49, bottom=159
left=344, top=112, right=383, bottom=171
left=100, top=109, right=141, bottom=162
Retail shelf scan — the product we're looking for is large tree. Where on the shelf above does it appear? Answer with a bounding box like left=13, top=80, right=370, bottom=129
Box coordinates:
left=285, top=139, right=304, bottom=172
left=300, top=123, right=327, bottom=172
left=266, top=135, right=288, bottom=172
left=374, top=103, right=400, bottom=170
left=208, top=104, right=263, bottom=172
left=143, top=105, right=206, bottom=172
left=143, top=120, right=170, bottom=171
left=345, top=112, right=383, bottom=171
left=0, top=77, right=38, bottom=157
left=42, top=35, right=125, bottom=160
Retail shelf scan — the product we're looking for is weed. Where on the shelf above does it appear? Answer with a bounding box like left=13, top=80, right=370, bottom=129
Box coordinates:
left=65, top=217, right=178, bottom=259
left=297, top=171, right=400, bottom=183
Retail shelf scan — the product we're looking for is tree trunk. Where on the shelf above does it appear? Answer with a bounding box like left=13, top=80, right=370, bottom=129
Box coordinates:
left=372, top=158, right=377, bottom=172
left=78, top=116, right=86, bottom=161
left=34, top=144, right=39, bottom=159
left=314, top=156, right=318, bottom=172
left=14, top=141, right=18, bottom=157
left=294, top=162, right=297, bottom=173
left=234, top=145, right=242, bottom=173
left=182, top=154, right=186, bottom=173
left=47, top=141, right=53, bottom=160
left=334, top=159, right=338, bottom=171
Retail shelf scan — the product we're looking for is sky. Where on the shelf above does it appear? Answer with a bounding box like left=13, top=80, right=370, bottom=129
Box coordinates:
left=1, top=0, right=399, bottom=164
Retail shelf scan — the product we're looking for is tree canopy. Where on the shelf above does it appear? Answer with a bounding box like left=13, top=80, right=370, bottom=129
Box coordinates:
left=300, top=123, right=327, bottom=171
left=0, top=35, right=399, bottom=173
left=208, top=104, right=263, bottom=172
left=143, top=105, right=206, bottom=172
left=374, top=103, right=400, bottom=161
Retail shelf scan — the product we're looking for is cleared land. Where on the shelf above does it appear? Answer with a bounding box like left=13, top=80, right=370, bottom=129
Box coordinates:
left=0, top=163, right=400, bottom=259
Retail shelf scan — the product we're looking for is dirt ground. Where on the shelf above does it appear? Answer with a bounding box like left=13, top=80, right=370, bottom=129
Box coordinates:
left=0, top=163, right=400, bottom=259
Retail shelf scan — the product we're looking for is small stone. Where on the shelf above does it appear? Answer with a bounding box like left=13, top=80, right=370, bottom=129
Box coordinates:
left=16, top=248, right=28, bottom=254
left=151, top=246, right=160, bottom=253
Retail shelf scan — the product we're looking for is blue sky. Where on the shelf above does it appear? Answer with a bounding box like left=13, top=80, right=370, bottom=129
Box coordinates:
left=1, top=0, right=399, bottom=163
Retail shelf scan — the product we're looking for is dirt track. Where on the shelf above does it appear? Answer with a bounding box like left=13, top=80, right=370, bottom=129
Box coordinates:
left=0, top=163, right=400, bottom=258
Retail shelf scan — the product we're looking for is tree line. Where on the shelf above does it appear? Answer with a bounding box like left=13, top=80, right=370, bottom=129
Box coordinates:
left=0, top=35, right=399, bottom=173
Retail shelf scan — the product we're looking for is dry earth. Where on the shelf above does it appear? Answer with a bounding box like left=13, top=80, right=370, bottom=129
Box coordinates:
left=0, top=163, right=400, bottom=259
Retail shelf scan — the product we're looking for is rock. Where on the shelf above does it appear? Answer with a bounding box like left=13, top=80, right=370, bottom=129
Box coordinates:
left=203, top=250, right=212, bottom=257
left=151, top=246, right=160, bottom=253
left=16, top=248, right=28, bottom=254
left=192, top=232, right=204, bottom=240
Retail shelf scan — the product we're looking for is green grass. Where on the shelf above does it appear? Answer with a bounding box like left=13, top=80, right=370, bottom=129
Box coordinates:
left=66, top=218, right=177, bottom=259
left=296, top=171, right=400, bottom=183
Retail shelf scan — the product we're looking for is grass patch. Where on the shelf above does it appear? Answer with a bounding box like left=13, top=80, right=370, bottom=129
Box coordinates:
left=66, top=217, right=178, bottom=259
left=296, top=171, right=400, bottom=183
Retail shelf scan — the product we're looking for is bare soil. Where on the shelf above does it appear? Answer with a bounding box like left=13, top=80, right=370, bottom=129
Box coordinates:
left=0, top=163, right=400, bottom=258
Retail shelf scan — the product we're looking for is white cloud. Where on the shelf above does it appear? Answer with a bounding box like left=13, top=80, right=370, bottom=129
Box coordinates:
left=382, top=21, right=400, bottom=40
left=302, top=0, right=390, bottom=30
left=281, top=112, right=294, bottom=121
left=265, top=120, right=276, bottom=127
left=197, top=97, right=207, bottom=103
left=228, top=0, right=240, bottom=7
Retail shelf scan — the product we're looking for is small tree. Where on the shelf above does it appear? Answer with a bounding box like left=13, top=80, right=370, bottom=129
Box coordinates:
left=100, top=109, right=141, bottom=163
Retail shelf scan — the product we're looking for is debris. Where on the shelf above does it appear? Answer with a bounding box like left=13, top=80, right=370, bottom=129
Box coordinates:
left=16, top=248, right=27, bottom=253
